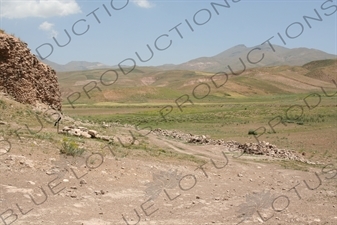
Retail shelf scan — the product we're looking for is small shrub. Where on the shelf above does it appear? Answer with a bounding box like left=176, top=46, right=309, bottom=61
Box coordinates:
left=248, top=129, right=257, bottom=135
left=60, top=138, right=85, bottom=156
left=0, top=29, right=4, bottom=34
left=0, top=100, right=6, bottom=109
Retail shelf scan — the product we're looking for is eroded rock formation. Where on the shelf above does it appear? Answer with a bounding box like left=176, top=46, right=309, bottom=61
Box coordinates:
left=0, top=32, right=61, bottom=111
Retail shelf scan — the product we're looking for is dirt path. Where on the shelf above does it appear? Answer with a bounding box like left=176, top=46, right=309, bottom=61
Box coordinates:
left=1, top=129, right=336, bottom=225
left=146, top=133, right=230, bottom=161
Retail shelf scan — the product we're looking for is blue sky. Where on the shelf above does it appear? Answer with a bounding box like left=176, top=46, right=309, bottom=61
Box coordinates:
left=1, top=0, right=336, bottom=66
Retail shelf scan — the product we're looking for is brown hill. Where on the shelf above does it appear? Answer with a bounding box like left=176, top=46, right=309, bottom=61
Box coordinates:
left=169, top=44, right=336, bottom=72
left=0, top=31, right=62, bottom=111
left=303, top=59, right=337, bottom=83
left=57, top=59, right=336, bottom=105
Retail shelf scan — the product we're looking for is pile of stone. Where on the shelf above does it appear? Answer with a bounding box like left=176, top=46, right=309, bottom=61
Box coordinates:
left=152, top=128, right=200, bottom=142
left=152, top=128, right=311, bottom=163
left=237, top=141, right=305, bottom=162
left=59, top=126, right=113, bottom=142
left=152, top=128, right=232, bottom=145
left=187, top=135, right=210, bottom=144
left=188, top=136, right=230, bottom=145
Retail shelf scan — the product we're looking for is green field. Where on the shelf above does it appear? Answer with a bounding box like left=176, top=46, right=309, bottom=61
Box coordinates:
left=63, top=93, right=336, bottom=162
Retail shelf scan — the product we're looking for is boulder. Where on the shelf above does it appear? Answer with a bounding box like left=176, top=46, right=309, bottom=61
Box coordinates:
left=81, top=132, right=92, bottom=138
left=88, top=130, right=98, bottom=137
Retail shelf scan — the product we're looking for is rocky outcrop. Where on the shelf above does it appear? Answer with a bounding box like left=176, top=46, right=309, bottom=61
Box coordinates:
left=0, top=32, right=61, bottom=111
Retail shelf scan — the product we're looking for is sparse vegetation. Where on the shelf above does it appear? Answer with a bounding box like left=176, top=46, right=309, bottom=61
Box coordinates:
left=248, top=129, right=257, bottom=135
left=60, top=137, right=85, bottom=156
left=61, top=91, right=336, bottom=163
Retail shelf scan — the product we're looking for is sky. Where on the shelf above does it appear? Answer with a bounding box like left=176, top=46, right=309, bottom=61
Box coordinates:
left=0, top=0, right=336, bottom=67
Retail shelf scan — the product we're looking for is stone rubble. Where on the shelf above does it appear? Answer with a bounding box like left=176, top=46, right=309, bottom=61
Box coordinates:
left=152, top=128, right=313, bottom=164
left=59, top=125, right=136, bottom=146
left=59, top=126, right=114, bottom=142
left=60, top=125, right=313, bottom=163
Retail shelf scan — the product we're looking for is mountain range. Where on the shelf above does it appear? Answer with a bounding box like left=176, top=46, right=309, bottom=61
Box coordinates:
left=44, top=44, right=336, bottom=72
left=42, top=59, right=113, bottom=72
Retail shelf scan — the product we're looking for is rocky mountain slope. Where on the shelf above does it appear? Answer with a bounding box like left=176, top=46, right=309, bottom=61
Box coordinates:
left=42, top=59, right=113, bottom=72
left=171, top=44, right=336, bottom=72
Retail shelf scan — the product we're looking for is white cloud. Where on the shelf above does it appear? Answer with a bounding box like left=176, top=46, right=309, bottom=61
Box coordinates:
left=1, top=0, right=81, bottom=19
left=132, top=0, right=154, bottom=9
left=39, top=21, right=58, bottom=38
left=39, top=21, right=53, bottom=30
